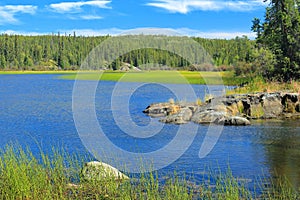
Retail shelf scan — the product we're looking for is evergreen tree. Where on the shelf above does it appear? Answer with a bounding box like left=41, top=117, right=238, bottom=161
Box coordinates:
left=254, top=0, right=300, bottom=80
left=0, top=55, right=6, bottom=69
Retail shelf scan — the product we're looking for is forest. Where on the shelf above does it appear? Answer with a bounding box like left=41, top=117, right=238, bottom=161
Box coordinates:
left=0, top=33, right=254, bottom=71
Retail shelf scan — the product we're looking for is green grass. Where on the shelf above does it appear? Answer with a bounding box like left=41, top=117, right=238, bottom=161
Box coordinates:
left=0, top=145, right=298, bottom=199
left=59, top=70, right=245, bottom=85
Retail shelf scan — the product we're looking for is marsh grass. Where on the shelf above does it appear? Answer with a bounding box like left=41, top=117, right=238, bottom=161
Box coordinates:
left=0, top=145, right=298, bottom=199
left=59, top=70, right=244, bottom=85
left=0, top=145, right=69, bottom=199
left=228, top=76, right=300, bottom=95
left=256, top=174, right=300, bottom=200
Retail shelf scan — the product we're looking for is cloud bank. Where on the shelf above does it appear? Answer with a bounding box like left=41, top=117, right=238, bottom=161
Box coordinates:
left=147, top=0, right=268, bottom=14
left=0, top=28, right=255, bottom=39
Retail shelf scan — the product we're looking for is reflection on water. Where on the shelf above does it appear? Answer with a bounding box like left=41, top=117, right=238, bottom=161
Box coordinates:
left=0, top=74, right=300, bottom=192
left=256, top=120, right=300, bottom=189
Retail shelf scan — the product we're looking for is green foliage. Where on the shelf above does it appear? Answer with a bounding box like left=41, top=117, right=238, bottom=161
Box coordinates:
left=234, top=61, right=254, bottom=76
left=253, top=0, right=300, bottom=81
left=250, top=47, right=277, bottom=78
left=194, top=36, right=255, bottom=67
left=234, top=47, right=277, bottom=78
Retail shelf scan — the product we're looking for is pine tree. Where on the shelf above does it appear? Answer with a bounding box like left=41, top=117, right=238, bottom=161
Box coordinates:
left=254, top=0, right=300, bottom=80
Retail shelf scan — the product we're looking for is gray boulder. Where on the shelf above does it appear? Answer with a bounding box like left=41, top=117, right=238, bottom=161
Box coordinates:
left=191, top=110, right=227, bottom=124
left=262, top=93, right=283, bottom=118
left=81, top=161, right=129, bottom=182
left=160, top=107, right=193, bottom=125
left=191, top=109, right=250, bottom=126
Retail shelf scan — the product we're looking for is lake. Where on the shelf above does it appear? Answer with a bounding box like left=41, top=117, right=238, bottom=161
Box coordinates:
left=1, top=74, right=300, bottom=192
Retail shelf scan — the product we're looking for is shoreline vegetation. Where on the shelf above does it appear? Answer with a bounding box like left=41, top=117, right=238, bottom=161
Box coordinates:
left=0, top=145, right=298, bottom=199
left=1, top=70, right=299, bottom=94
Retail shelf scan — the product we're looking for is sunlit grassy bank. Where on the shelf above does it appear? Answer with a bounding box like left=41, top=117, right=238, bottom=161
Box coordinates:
left=59, top=70, right=246, bottom=85
left=0, top=145, right=298, bottom=199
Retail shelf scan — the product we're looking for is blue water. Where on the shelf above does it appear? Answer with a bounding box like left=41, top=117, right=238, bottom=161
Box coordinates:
left=1, top=74, right=300, bottom=190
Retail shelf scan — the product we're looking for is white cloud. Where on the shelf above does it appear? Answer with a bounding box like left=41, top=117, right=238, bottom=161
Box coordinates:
left=115, top=27, right=256, bottom=39
left=146, top=0, right=268, bottom=14
left=0, top=28, right=255, bottom=39
left=174, top=27, right=256, bottom=39
left=49, top=0, right=111, bottom=13
left=80, top=15, right=103, bottom=20
left=0, top=5, right=37, bottom=24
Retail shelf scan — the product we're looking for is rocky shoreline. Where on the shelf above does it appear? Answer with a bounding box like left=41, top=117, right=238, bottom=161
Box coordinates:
left=143, top=92, right=300, bottom=125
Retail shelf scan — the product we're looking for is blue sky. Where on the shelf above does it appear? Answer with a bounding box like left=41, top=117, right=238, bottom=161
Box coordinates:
left=0, top=0, right=268, bottom=38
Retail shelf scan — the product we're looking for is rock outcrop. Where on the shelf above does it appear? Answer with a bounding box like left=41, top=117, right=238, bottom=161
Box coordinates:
left=143, top=92, right=300, bottom=126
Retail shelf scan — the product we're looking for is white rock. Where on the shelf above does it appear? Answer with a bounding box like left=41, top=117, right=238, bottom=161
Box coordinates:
left=81, top=161, right=129, bottom=181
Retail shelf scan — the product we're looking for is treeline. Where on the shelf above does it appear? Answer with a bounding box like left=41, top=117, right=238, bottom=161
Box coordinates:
left=0, top=33, right=108, bottom=70
left=0, top=33, right=255, bottom=71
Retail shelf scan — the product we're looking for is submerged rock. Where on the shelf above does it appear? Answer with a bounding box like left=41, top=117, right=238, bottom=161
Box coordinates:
left=81, top=161, right=129, bottom=182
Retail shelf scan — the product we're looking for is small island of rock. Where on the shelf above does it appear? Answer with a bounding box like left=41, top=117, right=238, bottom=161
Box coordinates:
left=143, top=92, right=300, bottom=126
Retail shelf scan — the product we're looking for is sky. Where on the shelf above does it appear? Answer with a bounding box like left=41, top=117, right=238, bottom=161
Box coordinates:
left=0, top=0, right=268, bottom=39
